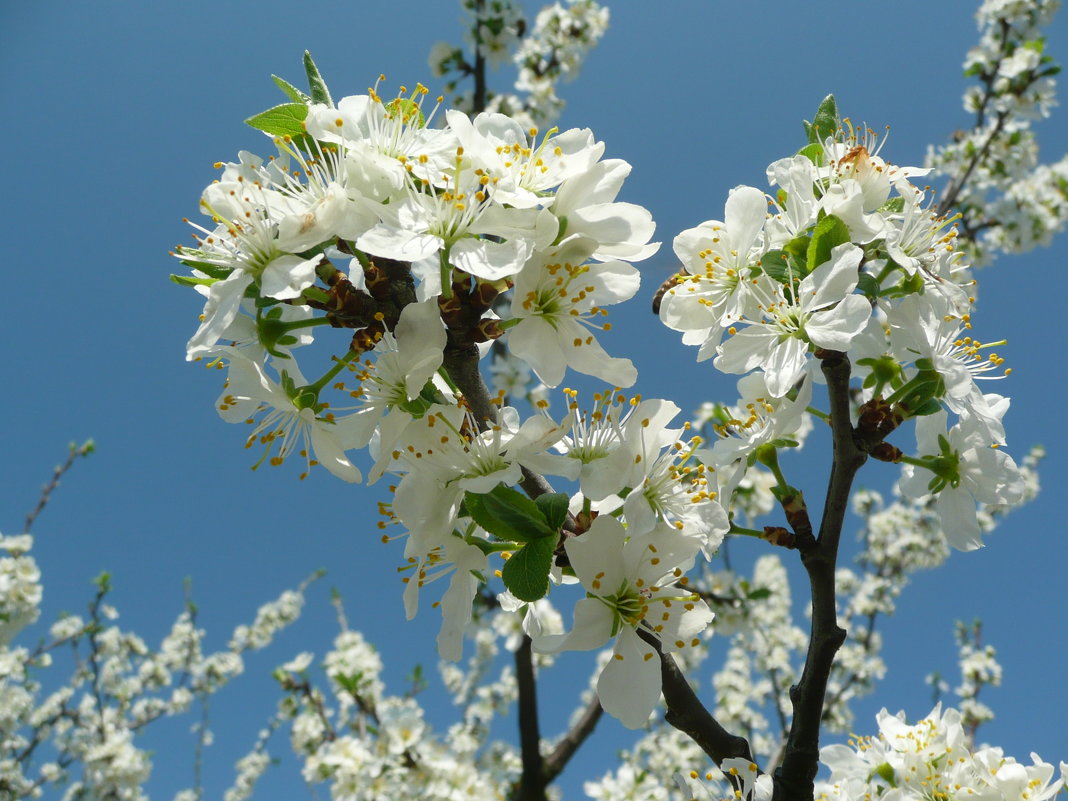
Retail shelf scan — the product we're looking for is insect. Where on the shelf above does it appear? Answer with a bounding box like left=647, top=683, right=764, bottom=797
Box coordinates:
left=651, top=268, right=689, bottom=315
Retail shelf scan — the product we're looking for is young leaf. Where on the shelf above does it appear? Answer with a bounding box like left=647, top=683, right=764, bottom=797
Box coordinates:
left=759, top=250, right=791, bottom=283
left=303, top=50, right=333, bottom=107
left=534, top=492, right=570, bottom=532
left=796, top=141, right=825, bottom=166
left=464, top=489, right=540, bottom=543
left=501, top=536, right=556, bottom=602
left=804, top=94, right=839, bottom=144
left=272, top=74, right=310, bottom=103
left=856, top=271, right=881, bottom=298
left=245, top=103, right=309, bottom=138
left=481, top=485, right=556, bottom=540
left=806, top=214, right=851, bottom=272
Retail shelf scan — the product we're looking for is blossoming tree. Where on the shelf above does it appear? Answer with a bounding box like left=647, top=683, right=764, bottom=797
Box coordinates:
left=3, top=1, right=1067, bottom=800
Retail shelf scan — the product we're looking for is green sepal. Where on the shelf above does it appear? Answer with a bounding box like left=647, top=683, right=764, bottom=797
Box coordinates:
left=807, top=214, right=851, bottom=273
left=908, top=398, right=944, bottom=417
left=273, top=74, right=310, bottom=103
left=174, top=259, right=234, bottom=280
left=170, top=274, right=217, bottom=289
left=803, top=94, right=839, bottom=145
left=872, top=762, right=897, bottom=787
left=534, top=493, right=570, bottom=532
left=398, top=381, right=448, bottom=417
left=303, top=50, right=333, bottom=106
left=879, top=270, right=925, bottom=300
left=501, top=536, right=556, bottom=602
left=245, top=102, right=309, bottom=138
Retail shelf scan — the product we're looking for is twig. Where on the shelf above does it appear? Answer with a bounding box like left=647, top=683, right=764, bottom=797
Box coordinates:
left=542, top=695, right=603, bottom=784
left=24, top=440, right=94, bottom=534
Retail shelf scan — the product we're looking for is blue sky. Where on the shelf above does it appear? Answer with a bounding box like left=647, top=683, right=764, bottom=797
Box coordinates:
left=2, top=1, right=1066, bottom=797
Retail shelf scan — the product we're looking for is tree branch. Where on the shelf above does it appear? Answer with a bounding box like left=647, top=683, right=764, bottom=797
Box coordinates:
left=772, top=352, right=867, bottom=801
left=637, top=629, right=754, bottom=766
left=514, top=635, right=547, bottom=801
left=543, top=695, right=603, bottom=784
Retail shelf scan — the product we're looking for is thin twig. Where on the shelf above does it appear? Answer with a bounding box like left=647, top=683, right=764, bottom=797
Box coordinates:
left=24, top=440, right=94, bottom=534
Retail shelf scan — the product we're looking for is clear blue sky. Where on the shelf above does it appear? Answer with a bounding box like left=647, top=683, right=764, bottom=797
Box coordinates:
left=2, top=2, right=1065, bottom=797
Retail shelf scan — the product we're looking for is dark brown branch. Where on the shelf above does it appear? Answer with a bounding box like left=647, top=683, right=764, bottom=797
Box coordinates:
left=514, top=636, right=547, bottom=801
left=472, top=0, right=488, bottom=113
left=543, top=696, right=603, bottom=784
left=637, top=629, right=754, bottom=766
left=772, top=352, right=869, bottom=801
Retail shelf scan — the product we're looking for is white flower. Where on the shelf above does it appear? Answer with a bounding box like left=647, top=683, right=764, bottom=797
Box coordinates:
left=215, top=351, right=365, bottom=482
left=899, top=409, right=1024, bottom=550
left=508, top=235, right=640, bottom=387
left=551, top=159, right=659, bottom=262
left=446, top=109, right=605, bottom=208
left=714, top=243, right=871, bottom=397
left=534, top=517, right=712, bottom=728
left=658, top=185, right=767, bottom=360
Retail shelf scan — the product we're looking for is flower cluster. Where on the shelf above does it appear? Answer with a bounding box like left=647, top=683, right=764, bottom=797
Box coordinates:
left=814, top=704, right=1067, bottom=801
left=174, top=66, right=735, bottom=729
left=659, top=102, right=1025, bottom=552
left=431, top=0, right=610, bottom=128
left=0, top=530, right=315, bottom=800
left=926, top=0, right=1067, bottom=265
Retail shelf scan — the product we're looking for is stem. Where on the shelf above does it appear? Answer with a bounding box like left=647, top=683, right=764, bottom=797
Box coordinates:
left=305, top=351, right=358, bottom=394
left=283, top=317, right=334, bottom=330
left=728, top=524, right=766, bottom=539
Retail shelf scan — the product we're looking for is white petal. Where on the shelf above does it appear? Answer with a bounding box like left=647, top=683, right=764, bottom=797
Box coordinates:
left=597, top=629, right=660, bottom=729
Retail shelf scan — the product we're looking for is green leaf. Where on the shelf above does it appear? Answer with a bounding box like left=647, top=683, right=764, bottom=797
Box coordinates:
left=481, top=485, right=556, bottom=540
left=303, top=50, right=333, bottom=106
left=806, top=214, right=851, bottom=273
left=272, top=74, right=310, bottom=103
left=783, top=233, right=809, bottom=262
left=759, top=250, right=791, bottom=283
left=534, top=493, right=570, bottom=531
left=245, top=102, right=308, bottom=138
left=796, top=141, right=825, bottom=166
left=879, top=196, right=906, bottom=214
left=464, top=487, right=548, bottom=543
left=804, top=94, right=839, bottom=144
left=856, top=271, right=881, bottom=298
left=747, top=587, right=772, bottom=601
left=501, top=536, right=556, bottom=602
